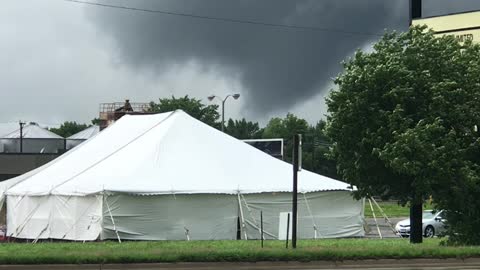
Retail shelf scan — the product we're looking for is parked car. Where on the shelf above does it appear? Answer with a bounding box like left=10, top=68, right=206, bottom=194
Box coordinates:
left=395, top=210, right=446, bottom=238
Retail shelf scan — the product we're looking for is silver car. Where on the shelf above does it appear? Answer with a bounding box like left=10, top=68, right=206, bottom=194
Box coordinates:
left=395, top=210, right=446, bottom=238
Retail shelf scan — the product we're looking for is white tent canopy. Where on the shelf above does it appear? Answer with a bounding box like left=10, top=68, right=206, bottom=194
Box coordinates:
left=3, top=110, right=364, bottom=241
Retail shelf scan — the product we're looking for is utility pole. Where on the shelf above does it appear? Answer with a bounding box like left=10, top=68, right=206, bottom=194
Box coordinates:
left=408, top=0, right=423, bottom=245
left=19, top=121, right=25, bottom=153
left=292, top=134, right=300, bottom=249
left=221, top=98, right=226, bottom=132
left=409, top=0, right=422, bottom=26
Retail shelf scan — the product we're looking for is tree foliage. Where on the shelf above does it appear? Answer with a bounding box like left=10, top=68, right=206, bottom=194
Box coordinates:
left=49, top=121, right=89, bottom=138
left=225, top=118, right=263, bottom=139
left=148, top=95, right=220, bottom=127
left=263, top=113, right=309, bottom=161
left=91, top=118, right=101, bottom=125
left=326, top=25, right=480, bottom=244
left=262, top=113, right=337, bottom=178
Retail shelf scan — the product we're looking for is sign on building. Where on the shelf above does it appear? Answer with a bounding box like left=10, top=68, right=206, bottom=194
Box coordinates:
left=412, top=11, right=480, bottom=44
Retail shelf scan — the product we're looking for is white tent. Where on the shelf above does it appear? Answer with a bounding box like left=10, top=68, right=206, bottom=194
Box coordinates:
left=2, top=110, right=364, bottom=241
left=66, top=125, right=100, bottom=149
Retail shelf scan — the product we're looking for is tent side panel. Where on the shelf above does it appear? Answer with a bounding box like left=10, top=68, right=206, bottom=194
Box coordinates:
left=241, top=191, right=364, bottom=239
left=49, top=195, right=103, bottom=240
left=7, top=195, right=50, bottom=239
left=102, top=194, right=237, bottom=240
left=6, top=195, right=102, bottom=241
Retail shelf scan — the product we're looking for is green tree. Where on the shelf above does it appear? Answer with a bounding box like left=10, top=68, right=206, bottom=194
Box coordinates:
left=149, top=95, right=220, bottom=128
left=49, top=121, right=89, bottom=138
left=225, top=118, right=262, bottom=139
left=262, top=113, right=309, bottom=162
left=303, top=121, right=339, bottom=179
left=326, top=25, right=480, bottom=244
left=91, top=118, right=101, bottom=125
left=262, top=114, right=338, bottom=178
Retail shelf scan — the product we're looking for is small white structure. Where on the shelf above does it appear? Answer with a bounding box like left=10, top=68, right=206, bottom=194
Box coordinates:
left=2, top=111, right=364, bottom=241
left=0, top=123, right=64, bottom=153
left=66, top=125, right=100, bottom=149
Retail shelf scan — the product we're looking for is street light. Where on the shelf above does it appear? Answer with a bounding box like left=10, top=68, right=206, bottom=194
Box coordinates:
left=207, top=93, right=240, bottom=132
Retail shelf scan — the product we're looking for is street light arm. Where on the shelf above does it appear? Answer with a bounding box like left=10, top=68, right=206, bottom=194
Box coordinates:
left=223, top=95, right=232, bottom=102
left=207, top=93, right=240, bottom=132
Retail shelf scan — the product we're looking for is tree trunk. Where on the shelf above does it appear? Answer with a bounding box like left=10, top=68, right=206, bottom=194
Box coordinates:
left=410, top=202, right=423, bottom=243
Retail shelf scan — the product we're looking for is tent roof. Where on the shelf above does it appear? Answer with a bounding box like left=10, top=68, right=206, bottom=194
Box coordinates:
left=1, top=123, right=63, bottom=139
left=0, top=123, right=21, bottom=137
left=5, top=111, right=351, bottom=196
left=68, top=125, right=100, bottom=140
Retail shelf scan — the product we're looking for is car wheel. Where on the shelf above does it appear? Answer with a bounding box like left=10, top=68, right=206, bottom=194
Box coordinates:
left=424, top=225, right=435, bottom=238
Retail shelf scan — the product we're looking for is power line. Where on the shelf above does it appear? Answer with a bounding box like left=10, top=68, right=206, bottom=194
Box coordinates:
left=63, top=0, right=384, bottom=37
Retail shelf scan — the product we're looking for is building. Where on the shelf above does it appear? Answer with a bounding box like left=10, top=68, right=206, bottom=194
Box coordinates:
left=0, top=122, right=64, bottom=181
left=412, top=10, right=480, bottom=44
left=99, top=99, right=151, bottom=130
left=66, top=125, right=100, bottom=149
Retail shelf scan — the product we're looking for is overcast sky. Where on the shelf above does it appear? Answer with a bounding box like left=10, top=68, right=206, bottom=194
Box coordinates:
left=1, top=0, right=480, bottom=127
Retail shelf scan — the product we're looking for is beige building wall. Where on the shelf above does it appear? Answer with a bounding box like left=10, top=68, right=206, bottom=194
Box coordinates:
left=413, top=11, right=480, bottom=43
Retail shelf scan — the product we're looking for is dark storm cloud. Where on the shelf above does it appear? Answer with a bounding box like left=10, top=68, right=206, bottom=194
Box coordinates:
left=86, top=0, right=408, bottom=116
left=85, top=0, right=480, bottom=117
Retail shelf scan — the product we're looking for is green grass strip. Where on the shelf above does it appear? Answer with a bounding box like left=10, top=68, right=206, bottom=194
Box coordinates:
left=1, top=238, right=480, bottom=265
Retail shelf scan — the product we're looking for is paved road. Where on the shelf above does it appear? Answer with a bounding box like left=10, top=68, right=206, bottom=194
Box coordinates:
left=2, top=258, right=480, bottom=269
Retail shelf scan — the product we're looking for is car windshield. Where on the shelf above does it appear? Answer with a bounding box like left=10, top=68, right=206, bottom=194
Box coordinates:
left=422, top=211, right=435, bottom=219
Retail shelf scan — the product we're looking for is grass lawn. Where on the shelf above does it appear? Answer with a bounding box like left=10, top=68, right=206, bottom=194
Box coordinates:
left=364, top=200, right=434, bottom=218
left=1, top=238, right=480, bottom=264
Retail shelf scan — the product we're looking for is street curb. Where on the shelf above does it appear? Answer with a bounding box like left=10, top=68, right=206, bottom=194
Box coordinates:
left=2, top=258, right=480, bottom=269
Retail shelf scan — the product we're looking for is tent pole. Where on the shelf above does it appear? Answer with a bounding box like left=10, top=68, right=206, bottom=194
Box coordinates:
left=371, top=197, right=400, bottom=236
left=105, top=195, right=121, bottom=243
left=368, top=198, right=382, bottom=239
left=237, top=192, right=248, bottom=240
left=240, top=194, right=262, bottom=238
left=302, top=193, right=320, bottom=239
